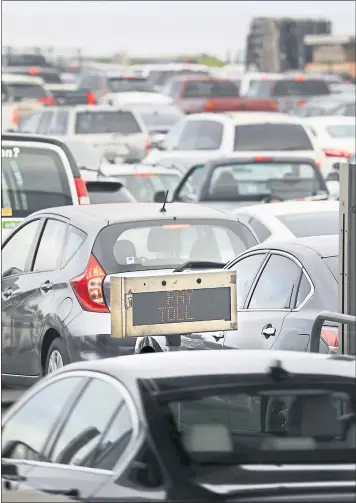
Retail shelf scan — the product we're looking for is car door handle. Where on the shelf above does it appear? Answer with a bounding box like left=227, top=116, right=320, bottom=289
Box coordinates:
left=261, top=324, right=276, bottom=339
left=40, top=280, right=53, bottom=293
left=2, top=288, right=13, bottom=300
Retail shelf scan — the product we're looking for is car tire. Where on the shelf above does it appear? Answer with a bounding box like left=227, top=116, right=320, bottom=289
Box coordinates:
left=44, top=338, right=70, bottom=375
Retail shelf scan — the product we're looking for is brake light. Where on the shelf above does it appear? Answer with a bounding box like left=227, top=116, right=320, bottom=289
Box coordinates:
left=205, top=101, right=214, bottom=111
left=323, top=148, right=352, bottom=158
left=38, top=96, right=56, bottom=105
left=254, top=156, right=273, bottom=162
left=87, top=91, right=96, bottom=105
left=11, top=108, right=19, bottom=125
left=134, top=173, right=154, bottom=178
left=74, top=178, right=90, bottom=205
left=71, top=254, right=108, bottom=313
left=145, top=139, right=151, bottom=152
left=269, top=101, right=277, bottom=110
left=321, top=326, right=338, bottom=352
left=295, top=75, right=305, bottom=82
left=298, top=99, right=306, bottom=107
left=162, top=224, right=191, bottom=229
left=28, top=67, right=39, bottom=75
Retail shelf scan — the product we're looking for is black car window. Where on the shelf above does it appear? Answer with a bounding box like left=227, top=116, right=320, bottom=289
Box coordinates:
left=176, top=121, right=202, bottom=150
left=249, top=217, right=272, bottom=242
left=33, top=219, right=68, bottom=272
left=61, top=226, right=87, bottom=268
left=228, top=253, right=267, bottom=308
left=2, top=220, right=40, bottom=277
left=182, top=80, right=239, bottom=98
left=91, top=401, right=134, bottom=471
left=248, top=254, right=301, bottom=309
left=176, top=165, right=205, bottom=200
left=4, top=83, right=47, bottom=102
left=1, top=146, right=73, bottom=218
left=50, top=378, right=124, bottom=467
left=161, top=119, right=186, bottom=150
left=2, top=377, right=84, bottom=461
left=49, top=110, right=69, bottom=135
left=272, top=79, right=330, bottom=97
left=37, top=111, right=54, bottom=134
left=195, top=121, right=224, bottom=150
left=234, top=124, right=313, bottom=151
left=295, top=272, right=312, bottom=308
left=75, top=111, right=141, bottom=135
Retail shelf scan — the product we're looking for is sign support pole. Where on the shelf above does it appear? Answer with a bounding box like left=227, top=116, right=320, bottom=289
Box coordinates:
left=338, top=161, right=356, bottom=355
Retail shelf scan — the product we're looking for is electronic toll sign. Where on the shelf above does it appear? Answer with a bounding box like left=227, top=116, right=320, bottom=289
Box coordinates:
left=110, top=270, right=237, bottom=338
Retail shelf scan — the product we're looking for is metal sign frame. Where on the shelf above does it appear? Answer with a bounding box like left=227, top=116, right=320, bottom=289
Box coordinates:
left=111, top=270, right=237, bottom=338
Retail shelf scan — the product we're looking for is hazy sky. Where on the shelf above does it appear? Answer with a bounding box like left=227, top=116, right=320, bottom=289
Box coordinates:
left=2, top=1, right=355, bottom=58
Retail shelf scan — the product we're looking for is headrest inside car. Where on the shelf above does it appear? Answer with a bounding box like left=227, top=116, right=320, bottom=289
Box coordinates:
left=182, top=423, right=233, bottom=453
left=288, top=395, right=341, bottom=438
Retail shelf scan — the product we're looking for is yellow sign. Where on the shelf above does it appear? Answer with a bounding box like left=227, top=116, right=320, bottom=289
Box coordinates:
left=2, top=208, right=12, bottom=217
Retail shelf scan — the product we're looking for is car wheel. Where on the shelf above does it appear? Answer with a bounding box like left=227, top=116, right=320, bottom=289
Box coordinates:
left=45, top=338, right=70, bottom=375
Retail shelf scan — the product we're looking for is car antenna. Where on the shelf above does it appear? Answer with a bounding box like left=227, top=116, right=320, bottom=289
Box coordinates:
left=268, top=359, right=290, bottom=382
left=160, top=190, right=169, bottom=213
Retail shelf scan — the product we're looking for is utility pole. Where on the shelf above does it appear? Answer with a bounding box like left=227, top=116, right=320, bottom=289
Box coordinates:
left=338, top=160, right=356, bottom=355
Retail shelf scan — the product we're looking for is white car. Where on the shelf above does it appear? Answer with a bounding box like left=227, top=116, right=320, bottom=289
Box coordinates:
left=17, top=105, right=150, bottom=161
left=98, top=91, right=173, bottom=107
left=303, top=116, right=356, bottom=176
left=143, top=112, right=323, bottom=172
left=234, top=200, right=339, bottom=243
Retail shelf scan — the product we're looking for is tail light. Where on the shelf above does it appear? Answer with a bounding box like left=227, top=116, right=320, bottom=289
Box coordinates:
left=145, top=138, right=151, bottom=152
left=38, top=96, right=56, bottom=106
left=321, top=326, right=338, bottom=352
left=269, top=101, right=277, bottom=111
left=254, top=156, right=273, bottom=161
left=74, top=178, right=90, bottom=205
left=295, top=75, right=305, bottom=82
left=323, top=148, right=352, bottom=158
left=11, top=108, right=19, bottom=125
left=28, top=67, right=39, bottom=75
left=71, top=254, right=109, bottom=313
left=298, top=99, right=306, bottom=107
left=205, top=101, right=214, bottom=111
left=87, top=91, right=96, bottom=105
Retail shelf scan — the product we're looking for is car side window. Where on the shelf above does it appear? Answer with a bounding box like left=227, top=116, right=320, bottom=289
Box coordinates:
left=49, top=111, right=69, bottom=135
left=170, top=81, right=182, bottom=99
left=248, top=254, right=301, bottom=310
left=19, top=112, right=42, bottom=133
left=229, top=253, right=267, bottom=308
left=61, top=226, right=87, bottom=268
left=177, top=165, right=205, bottom=200
left=295, top=272, right=312, bottom=308
left=195, top=121, right=224, bottom=150
left=91, top=401, right=134, bottom=470
left=176, top=122, right=202, bottom=150
left=2, top=377, right=84, bottom=461
left=162, top=119, right=186, bottom=150
left=33, top=219, right=68, bottom=272
left=249, top=217, right=272, bottom=242
left=37, top=111, right=54, bottom=134
left=2, top=220, right=41, bottom=278
left=50, top=378, right=126, bottom=467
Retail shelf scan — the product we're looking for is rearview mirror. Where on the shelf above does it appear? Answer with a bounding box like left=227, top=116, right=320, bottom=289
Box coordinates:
left=154, top=190, right=166, bottom=203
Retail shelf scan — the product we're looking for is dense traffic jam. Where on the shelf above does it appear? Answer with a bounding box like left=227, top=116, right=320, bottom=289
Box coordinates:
left=1, top=48, right=356, bottom=503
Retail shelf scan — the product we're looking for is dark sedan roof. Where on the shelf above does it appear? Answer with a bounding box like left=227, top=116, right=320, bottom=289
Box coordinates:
left=245, top=234, right=339, bottom=258
left=32, top=202, right=234, bottom=225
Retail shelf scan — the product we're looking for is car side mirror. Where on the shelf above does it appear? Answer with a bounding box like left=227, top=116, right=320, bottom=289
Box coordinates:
left=151, top=139, right=165, bottom=150
left=154, top=190, right=166, bottom=203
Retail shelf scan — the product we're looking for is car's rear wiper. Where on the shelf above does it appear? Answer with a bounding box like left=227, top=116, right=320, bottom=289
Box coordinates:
left=173, top=261, right=226, bottom=272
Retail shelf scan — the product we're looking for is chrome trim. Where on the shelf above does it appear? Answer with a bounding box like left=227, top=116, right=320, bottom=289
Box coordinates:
left=240, top=463, right=356, bottom=471
left=2, top=369, right=144, bottom=479
left=202, top=481, right=356, bottom=494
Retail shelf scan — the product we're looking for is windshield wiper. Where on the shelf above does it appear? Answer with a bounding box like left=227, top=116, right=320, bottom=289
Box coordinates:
left=173, top=261, right=226, bottom=273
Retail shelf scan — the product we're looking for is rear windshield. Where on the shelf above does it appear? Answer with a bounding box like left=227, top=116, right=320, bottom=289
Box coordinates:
left=182, top=80, right=239, bottom=98
left=136, top=107, right=183, bottom=129
left=272, top=79, right=330, bottom=97
left=3, top=54, right=50, bottom=67
left=113, top=173, right=181, bottom=202
left=234, top=124, right=313, bottom=151
left=75, top=111, right=142, bottom=135
left=206, top=162, right=325, bottom=201
left=2, top=83, right=47, bottom=101
left=1, top=146, right=73, bottom=218
left=148, top=70, right=209, bottom=87
left=323, top=256, right=339, bottom=280
left=277, top=211, right=339, bottom=238
left=326, top=125, right=355, bottom=138
left=108, top=78, right=153, bottom=93
left=37, top=71, right=61, bottom=84
left=93, top=219, right=257, bottom=274
left=159, top=382, right=355, bottom=465
left=87, top=184, right=135, bottom=204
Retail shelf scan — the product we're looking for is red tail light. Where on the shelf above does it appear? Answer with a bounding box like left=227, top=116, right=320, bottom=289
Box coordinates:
left=269, top=101, right=277, bottom=111
left=145, top=138, right=151, bottom=152
left=87, top=91, right=96, bottom=105
left=254, top=156, right=273, bottom=162
left=11, top=108, right=19, bottom=125
left=71, top=254, right=108, bottom=313
left=28, top=67, right=39, bottom=75
left=323, top=148, right=352, bottom=158
left=298, top=99, right=306, bottom=107
left=38, top=96, right=56, bottom=105
left=321, top=326, right=338, bottom=352
left=74, top=178, right=90, bottom=205
left=205, top=101, right=214, bottom=111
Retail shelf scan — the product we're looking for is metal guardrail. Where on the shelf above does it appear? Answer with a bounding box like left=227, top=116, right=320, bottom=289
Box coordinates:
left=310, top=310, right=356, bottom=353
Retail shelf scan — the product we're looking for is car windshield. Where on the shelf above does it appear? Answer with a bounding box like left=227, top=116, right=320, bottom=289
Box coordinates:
left=182, top=80, right=239, bottom=98
left=234, top=124, right=313, bottom=151
left=326, top=124, right=356, bottom=138
left=93, top=219, right=257, bottom=274
left=108, top=77, right=154, bottom=93
left=206, top=162, right=325, bottom=201
left=75, top=111, right=142, bottom=135
left=1, top=146, right=72, bottom=218
left=277, top=211, right=339, bottom=238
left=156, top=381, right=355, bottom=466
left=113, top=173, right=181, bottom=202
left=323, top=256, right=339, bottom=280
left=66, top=141, right=103, bottom=169
left=87, top=184, right=135, bottom=204
left=135, top=106, right=183, bottom=129
left=4, top=83, right=46, bottom=101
